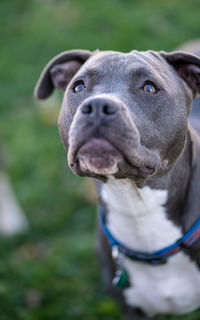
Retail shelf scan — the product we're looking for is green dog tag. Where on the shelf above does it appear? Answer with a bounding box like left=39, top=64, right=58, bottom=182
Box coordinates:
left=112, top=268, right=129, bottom=288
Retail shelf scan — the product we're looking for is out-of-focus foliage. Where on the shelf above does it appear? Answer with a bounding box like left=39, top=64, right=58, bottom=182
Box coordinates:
left=0, top=0, right=200, bottom=319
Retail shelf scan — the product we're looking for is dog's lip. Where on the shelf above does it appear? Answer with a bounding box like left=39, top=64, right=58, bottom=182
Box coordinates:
left=71, top=138, right=117, bottom=161
left=75, top=138, right=124, bottom=173
left=78, top=138, right=121, bottom=155
left=70, top=138, right=156, bottom=177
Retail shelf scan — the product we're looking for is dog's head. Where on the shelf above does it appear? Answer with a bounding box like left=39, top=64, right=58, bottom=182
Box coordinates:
left=34, top=49, right=200, bottom=185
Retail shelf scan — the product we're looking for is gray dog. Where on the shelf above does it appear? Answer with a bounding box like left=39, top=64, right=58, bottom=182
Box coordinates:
left=34, top=46, right=200, bottom=320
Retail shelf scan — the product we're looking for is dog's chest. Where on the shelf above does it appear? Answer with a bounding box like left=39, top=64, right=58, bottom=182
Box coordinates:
left=101, top=178, right=200, bottom=316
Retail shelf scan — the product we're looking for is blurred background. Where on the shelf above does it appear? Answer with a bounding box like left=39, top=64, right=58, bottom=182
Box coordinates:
left=0, top=0, right=200, bottom=319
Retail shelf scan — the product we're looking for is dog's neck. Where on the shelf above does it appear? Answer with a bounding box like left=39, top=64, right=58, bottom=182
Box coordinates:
left=148, top=131, right=192, bottom=226
left=101, top=177, right=178, bottom=252
left=100, top=132, right=192, bottom=251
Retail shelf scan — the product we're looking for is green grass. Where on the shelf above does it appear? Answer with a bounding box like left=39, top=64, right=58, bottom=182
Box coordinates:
left=0, top=0, right=200, bottom=319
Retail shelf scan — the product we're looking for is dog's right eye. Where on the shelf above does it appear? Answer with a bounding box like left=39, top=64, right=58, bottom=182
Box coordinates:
left=73, top=81, right=85, bottom=93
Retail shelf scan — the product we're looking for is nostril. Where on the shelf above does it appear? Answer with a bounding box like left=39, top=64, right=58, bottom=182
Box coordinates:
left=103, top=104, right=116, bottom=115
left=81, top=100, right=117, bottom=117
left=82, top=104, right=93, bottom=114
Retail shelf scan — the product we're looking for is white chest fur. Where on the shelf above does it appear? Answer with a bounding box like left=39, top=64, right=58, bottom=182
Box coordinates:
left=101, top=178, right=200, bottom=317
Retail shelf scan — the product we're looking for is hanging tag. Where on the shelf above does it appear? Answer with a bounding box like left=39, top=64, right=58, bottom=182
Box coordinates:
left=111, top=245, right=129, bottom=288
left=112, top=268, right=129, bottom=288
left=112, top=245, right=119, bottom=260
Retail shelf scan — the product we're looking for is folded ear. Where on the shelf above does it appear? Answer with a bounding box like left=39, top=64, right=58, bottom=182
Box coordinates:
left=160, top=51, right=200, bottom=97
left=34, top=49, right=93, bottom=100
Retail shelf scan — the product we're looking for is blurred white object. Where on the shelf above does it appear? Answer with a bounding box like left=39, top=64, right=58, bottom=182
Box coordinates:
left=178, top=39, right=200, bottom=56
left=0, top=171, right=28, bottom=235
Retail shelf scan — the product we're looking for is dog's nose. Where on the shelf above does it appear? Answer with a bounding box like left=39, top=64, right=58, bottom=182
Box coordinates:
left=81, top=97, right=117, bottom=122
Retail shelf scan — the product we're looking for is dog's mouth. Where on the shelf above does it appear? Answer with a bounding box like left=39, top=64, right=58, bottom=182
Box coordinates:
left=69, top=138, right=157, bottom=181
left=76, top=138, right=124, bottom=175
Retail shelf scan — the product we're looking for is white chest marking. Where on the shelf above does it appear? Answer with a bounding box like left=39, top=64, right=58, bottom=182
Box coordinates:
left=101, top=178, right=200, bottom=316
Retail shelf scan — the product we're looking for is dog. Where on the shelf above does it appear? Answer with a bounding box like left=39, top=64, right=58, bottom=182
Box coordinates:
left=34, top=46, right=200, bottom=320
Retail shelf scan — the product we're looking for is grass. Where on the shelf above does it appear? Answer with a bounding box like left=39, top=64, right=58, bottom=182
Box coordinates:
left=0, top=0, right=200, bottom=319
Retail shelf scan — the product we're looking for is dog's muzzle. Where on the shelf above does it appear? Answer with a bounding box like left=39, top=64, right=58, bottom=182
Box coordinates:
left=67, top=95, right=163, bottom=181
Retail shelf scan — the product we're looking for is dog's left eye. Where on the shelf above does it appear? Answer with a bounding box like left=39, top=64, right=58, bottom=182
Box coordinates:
left=73, top=81, right=85, bottom=93
left=143, top=83, right=157, bottom=94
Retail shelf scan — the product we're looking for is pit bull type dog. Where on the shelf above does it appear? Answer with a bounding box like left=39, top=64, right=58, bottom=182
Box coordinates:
left=34, top=48, right=200, bottom=320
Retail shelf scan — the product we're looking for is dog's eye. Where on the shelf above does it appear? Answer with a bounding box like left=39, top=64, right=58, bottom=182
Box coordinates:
left=73, top=81, right=85, bottom=93
left=143, top=84, right=157, bottom=94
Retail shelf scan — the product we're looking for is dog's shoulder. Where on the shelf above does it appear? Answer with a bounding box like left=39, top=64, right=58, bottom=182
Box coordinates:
left=189, top=97, right=200, bottom=134
left=188, top=124, right=200, bottom=164
left=183, top=125, right=200, bottom=263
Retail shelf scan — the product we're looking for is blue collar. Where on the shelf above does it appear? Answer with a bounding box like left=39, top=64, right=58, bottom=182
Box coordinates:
left=99, top=206, right=200, bottom=265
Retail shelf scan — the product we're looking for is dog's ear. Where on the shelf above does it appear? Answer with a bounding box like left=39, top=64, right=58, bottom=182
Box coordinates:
left=34, top=50, right=93, bottom=100
left=161, top=51, right=200, bottom=97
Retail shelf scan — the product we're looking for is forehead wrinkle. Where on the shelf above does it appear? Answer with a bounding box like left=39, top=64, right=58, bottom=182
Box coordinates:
left=85, top=52, right=127, bottom=70
left=128, top=52, right=174, bottom=87
left=82, top=53, right=127, bottom=84
left=129, top=65, right=167, bottom=87
left=130, top=51, right=173, bottom=78
left=127, top=65, right=155, bottom=77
